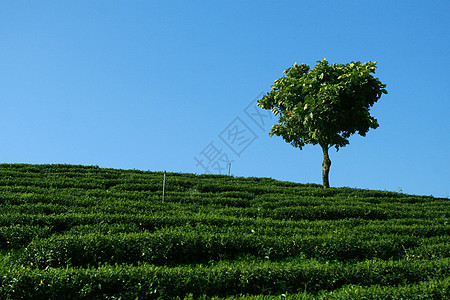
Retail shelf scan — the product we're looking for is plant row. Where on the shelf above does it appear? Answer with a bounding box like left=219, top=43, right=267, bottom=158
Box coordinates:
left=18, top=227, right=450, bottom=268
left=0, top=213, right=448, bottom=249
left=211, top=278, right=450, bottom=300
left=0, top=198, right=447, bottom=223
left=1, top=258, right=449, bottom=299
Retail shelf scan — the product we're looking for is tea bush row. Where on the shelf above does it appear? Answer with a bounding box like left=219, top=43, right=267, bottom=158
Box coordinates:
left=220, top=204, right=447, bottom=220
left=3, top=200, right=446, bottom=222
left=214, top=277, right=450, bottom=300
left=19, top=228, right=450, bottom=268
left=0, top=225, right=52, bottom=249
left=1, top=210, right=444, bottom=229
left=0, top=212, right=447, bottom=247
left=1, top=259, right=449, bottom=299
left=0, top=187, right=442, bottom=209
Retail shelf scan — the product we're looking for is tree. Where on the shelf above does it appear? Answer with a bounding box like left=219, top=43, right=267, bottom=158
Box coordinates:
left=257, top=58, right=387, bottom=188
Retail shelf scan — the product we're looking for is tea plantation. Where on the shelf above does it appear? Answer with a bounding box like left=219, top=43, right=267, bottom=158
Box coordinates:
left=0, top=164, right=448, bottom=299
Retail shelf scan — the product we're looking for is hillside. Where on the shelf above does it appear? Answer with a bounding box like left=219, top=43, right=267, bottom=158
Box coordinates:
left=0, top=164, right=448, bottom=299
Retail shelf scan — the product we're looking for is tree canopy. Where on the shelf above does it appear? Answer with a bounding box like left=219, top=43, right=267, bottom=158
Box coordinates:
left=257, top=58, right=387, bottom=188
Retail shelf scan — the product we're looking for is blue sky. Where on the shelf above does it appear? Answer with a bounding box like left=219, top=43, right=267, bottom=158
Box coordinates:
left=1, top=1, right=449, bottom=197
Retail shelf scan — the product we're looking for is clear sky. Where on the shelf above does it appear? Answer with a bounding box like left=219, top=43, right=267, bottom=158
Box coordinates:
left=1, top=1, right=449, bottom=198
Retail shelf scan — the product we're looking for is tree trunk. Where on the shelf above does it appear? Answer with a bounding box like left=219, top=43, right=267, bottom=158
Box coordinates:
left=321, top=144, right=331, bottom=188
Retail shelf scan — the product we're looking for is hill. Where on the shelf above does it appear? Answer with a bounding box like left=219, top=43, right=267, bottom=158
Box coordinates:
left=0, top=164, right=449, bottom=299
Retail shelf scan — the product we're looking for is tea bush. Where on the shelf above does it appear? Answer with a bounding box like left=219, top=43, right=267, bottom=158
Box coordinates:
left=1, top=259, right=449, bottom=299
left=0, top=164, right=448, bottom=299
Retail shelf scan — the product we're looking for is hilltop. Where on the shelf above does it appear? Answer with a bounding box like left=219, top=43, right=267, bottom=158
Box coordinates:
left=0, top=164, right=448, bottom=299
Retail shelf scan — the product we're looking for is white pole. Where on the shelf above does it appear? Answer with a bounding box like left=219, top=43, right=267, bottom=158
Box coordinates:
left=162, top=171, right=166, bottom=202
left=228, top=163, right=231, bottom=176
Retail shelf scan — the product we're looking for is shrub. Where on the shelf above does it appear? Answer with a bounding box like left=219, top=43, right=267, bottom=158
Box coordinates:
left=0, top=225, right=51, bottom=249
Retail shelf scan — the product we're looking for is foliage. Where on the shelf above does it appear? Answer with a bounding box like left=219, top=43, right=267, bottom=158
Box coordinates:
left=257, top=58, right=387, bottom=150
left=0, top=164, right=448, bottom=299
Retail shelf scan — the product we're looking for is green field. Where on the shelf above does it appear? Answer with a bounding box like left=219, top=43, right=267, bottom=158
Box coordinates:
left=0, top=164, right=448, bottom=299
